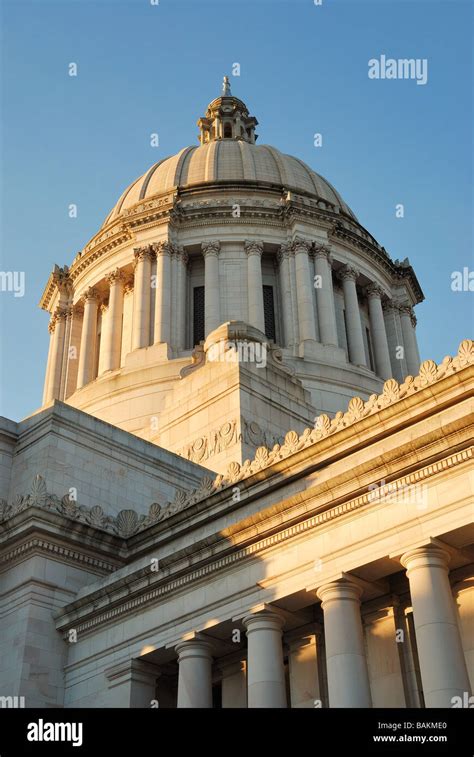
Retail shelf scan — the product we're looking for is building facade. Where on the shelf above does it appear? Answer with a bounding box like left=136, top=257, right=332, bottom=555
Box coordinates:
left=0, top=83, right=472, bottom=709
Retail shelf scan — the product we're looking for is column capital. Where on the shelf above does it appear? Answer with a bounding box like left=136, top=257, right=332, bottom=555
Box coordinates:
left=366, top=282, right=386, bottom=300
left=201, top=240, right=220, bottom=257
left=382, top=297, right=397, bottom=313
left=244, top=240, right=264, bottom=257
left=100, top=303, right=108, bottom=315
left=133, top=245, right=154, bottom=263
left=313, top=243, right=333, bottom=263
left=175, top=246, right=189, bottom=265
left=400, top=544, right=451, bottom=573
left=316, top=578, right=363, bottom=605
left=153, top=240, right=174, bottom=257
left=399, top=303, right=414, bottom=317
left=175, top=637, right=214, bottom=660
left=80, top=286, right=100, bottom=304
left=338, top=265, right=360, bottom=283
left=52, top=264, right=73, bottom=296
left=276, top=243, right=290, bottom=264
left=242, top=609, right=285, bottom=633
left=290, top=237, right=312, bottom=254
left=105, top=268, right=125, bottom=286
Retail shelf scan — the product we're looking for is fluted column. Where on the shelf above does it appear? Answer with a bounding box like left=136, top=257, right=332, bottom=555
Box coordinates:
left=101, top=269, right=125, bottom=372
left=383, top=299, right=406, bottom=381
left=399, top=305, right=420, bottom=376
left=202, top=241, right=220, bottom=336
left=401, top=546, right=471, bottom=707
left=366, top=283, right=392, bottom=379
left=153, top=241, right=172, bottom=345
left=314, top=245, right=338, bottom=346
left=175, top=247, right=188, bottom=351
left=292, top=239, right=317, bottom=344
left=243, top=610, right=287, bottom=708
left=76, top=288, right=100, bottom=388
left=132, top=246, right=153, bottom=350
left=245, top=240, right=265, bottom=333
left=44, top=308, right=67, bottom=402
left=317, top=579, right=372, bottom=707
left=339, top=266, right=367, bottom=367
left=42, top=321, right=55, bottom=404
left=175, top=638, right=213, bottom=708
left=64, top=306, right=83, bottom=398
left=277, top=245, right=295, bottom=347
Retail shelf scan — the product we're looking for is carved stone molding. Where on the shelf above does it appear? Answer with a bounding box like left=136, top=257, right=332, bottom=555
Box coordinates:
left=201, top=240, right=220, bottom=257
left=177, top=420, right=238, bottom=464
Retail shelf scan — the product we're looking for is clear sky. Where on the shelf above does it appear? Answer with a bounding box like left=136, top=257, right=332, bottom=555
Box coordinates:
left=0, top=0, right=472, bottom=421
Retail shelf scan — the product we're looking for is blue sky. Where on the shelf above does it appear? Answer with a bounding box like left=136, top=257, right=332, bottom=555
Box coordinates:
left=0, top=0, right=472, bottom=421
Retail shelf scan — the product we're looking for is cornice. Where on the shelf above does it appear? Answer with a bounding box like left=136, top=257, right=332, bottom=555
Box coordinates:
left=0, top=535, right=118, bottom=574
left=55, top=446, right=473, bottom=636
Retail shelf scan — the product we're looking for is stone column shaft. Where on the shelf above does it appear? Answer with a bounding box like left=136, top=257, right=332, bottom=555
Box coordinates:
left=401, top=546, right=471, bottom=707
left=154, top=242, right=172, bottom=345
left=340, top=266, right=367, bottom=367
left=102, top=269, right=125, bottom=372
left=176, top=638, right=213, bottom=708
left=132, top=247, right=152, bottom=350
left=243, top=610, right=287, bottom=708
left=367, top=284, right=392, bottom=379
left=44, top=309, right=67, bottom=402
left=202, top=241, right=220, bottom=336
left=293, top=240, right=317, bottom=343
left=400, top=305, right=420, bottom=376
left=314, top=246, right=338, bottom=346
left=77, top=289, right=99, bottom=388
left=176, top=248, right=188, bottom=351
left=64, top=307, right=83, bottom=398
left=245, top=240, right=265, bottom=334
left=317, top=580, right=372, bottom=708
left=278, top=247, right=295, bottom=347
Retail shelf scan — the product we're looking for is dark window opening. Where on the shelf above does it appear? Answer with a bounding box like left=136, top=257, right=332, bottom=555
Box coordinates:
left=212, top=681, right=222, bottom=709
left=223, top=123, right=232, bottom=138
left=263, top=285, right=276, bottom=342
left=193, top=286, right=205, bottom=346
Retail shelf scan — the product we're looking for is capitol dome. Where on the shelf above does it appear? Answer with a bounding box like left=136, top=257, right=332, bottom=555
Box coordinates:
left=39, top=79, right=424, bottom=473
left=102, top=141, right=357, bottom=228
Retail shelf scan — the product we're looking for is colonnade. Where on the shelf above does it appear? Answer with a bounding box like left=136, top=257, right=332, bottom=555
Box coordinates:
left=43, top=237, right=421, bottom=403
left=170, top=546, right=470, bottom=708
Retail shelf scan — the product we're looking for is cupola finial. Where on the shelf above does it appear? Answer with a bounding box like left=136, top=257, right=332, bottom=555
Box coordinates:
left=222, top=75, right=231, bottom=96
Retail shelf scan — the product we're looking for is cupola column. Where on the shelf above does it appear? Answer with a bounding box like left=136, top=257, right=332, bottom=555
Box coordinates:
left=132, top=246, right=153, bottom=350
left=339, top=266, right=367, bottom=367
left=317, top=580, right=372, bottom=708
left=382, top=299, right=407, bottom=381
left=277, top=245, right=295, bottom=347
left=153, top=241, right=172, bottom=346
left=399, top=305, right=420, bottom=376
left=293, top=239, right=317, bottom=345
left=313, top=245, right=338, bottom=346
left=176, top=247, right=188, bottom=352
left=202, top=241, right=221, bottom=336
left=77, top=288, right=100, bottom=388
left=245, top=240, right=265, bottom=334
left=366, top=283, right=392, bottom=379
left=102, top=269, right=125, bottom=372
left=44, top=308, right=67, bottom=403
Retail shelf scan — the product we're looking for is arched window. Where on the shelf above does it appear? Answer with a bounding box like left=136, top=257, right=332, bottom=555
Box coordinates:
left=223, top=123, right=232, bottom=138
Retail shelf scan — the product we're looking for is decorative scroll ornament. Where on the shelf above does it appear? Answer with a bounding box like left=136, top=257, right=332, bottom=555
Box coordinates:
left=1, top=340, right=472, bottom=537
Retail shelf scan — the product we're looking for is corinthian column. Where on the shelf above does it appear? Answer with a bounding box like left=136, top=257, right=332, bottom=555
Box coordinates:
left=153, top=241, right=172, bottom=345
left=132, top=246, right=153, bottom=350
left=292, top=238, right=317, bottom=344
left=101, top=268, right=125, bottom=372
left=339, top=265, right=367, bottom=367
left=277, top=245, right=294, bottom=347
left=44, top=308, right=67, bottom=403
left=366, top=283, right=392, bottom=379
left=202, top=241, right=220, bottom=336
left=175, top=247, right=188, bottom=351
left=245, top=240, right=265, bottom=333
left=313, top=244, right=338, bottom=346
left=399, top=304, right=420, bottom=376
left=77, top=288, right=100, bottom=388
